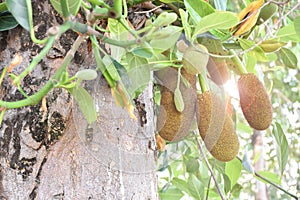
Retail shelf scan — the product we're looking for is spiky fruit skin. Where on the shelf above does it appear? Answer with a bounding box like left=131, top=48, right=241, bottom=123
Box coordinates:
left=156, top=67, right=196, bottom=142
left=238, top=73, right=272, bottom=130
left=196, top=92, right=240, bottom=162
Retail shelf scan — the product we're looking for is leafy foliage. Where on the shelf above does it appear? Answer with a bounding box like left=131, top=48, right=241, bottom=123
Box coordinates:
left=6, top=0, right=29, bottom=31
left=0, top=11, right=18, bottom=31
left=0, top=0, right=299, bottom=199
left=272, top=122, right=289, bottom=176
left=50, top=0, right=82, bottom=16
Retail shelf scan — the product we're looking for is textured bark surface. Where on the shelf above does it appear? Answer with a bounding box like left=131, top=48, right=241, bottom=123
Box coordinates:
left=0, top=1, right=158, bottom=199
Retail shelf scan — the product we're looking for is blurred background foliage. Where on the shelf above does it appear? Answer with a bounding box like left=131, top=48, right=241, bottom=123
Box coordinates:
left=156, top=0, right=300, bottom=199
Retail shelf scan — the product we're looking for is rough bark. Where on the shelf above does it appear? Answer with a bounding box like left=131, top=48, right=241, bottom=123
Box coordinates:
left=0, top=1, right=158, bottom=199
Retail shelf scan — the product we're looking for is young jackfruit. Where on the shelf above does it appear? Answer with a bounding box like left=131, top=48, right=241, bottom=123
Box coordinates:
left=196, top=91, right=240, bottom=162
left=155, top=67, right=196, bottom=142
left=238, top=73, right=272, bottom=130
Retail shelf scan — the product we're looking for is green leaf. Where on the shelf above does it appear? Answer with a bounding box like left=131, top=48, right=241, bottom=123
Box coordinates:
left=257, top=171, right=281, bottom=185
left=256, top=3, right=278, bottom=25
left=193, top=11, right=239, bottom=38
left=225, top=158, right=242, bottom=189
left=0, top=2, right=8, bottom=13
left=179, top=8, right=191, bottom=41
left=197, top=37, right=226, bottom=54
left=277, top=23, right=300, bottom=42
left=0, top=11, right=18, bottom=31
left=239, top=39, right=268, bottom=62
left=188, top=174, right=204, bottom=199
left=159, top=187, right=184, bottom=200
left=182, top=44, right=209, bottom=75
left=108, top=18, right=128, bottom=61
left=279, top=47, right=298, bottom=69
left=126, top=53, right=150, bottom=97
left=102, top=55, right=121, bottom=81
left=294, top=16, right=300, bottom=39
left=150, top=26, right=182, bottom=53
left=174, top=87, right=184, bottom=112
left=131, top=46, right=153, bottom=59
left=69, top=85, right=97, bottom=124
left=231, top=183, right=242, bottom=198
left=186, top=157, right=199, bottom=173
left=272, top=122, right=289, bottom=176
left=50, top=0, right=82, bottom=16
left=184, top=0, right=200, bottom=23
left=6, top=0, right=29, bottom=31
left=244, top=53, right=257, bottom=73
left=172, top=177, right=190, bottom=194
left=75, top=69, right=98, bottom=81
left=185, top=0, right=215, bottom=17
left=152, top=12, right=177, bottom=27
left=223, top=173, right=231, bottom=194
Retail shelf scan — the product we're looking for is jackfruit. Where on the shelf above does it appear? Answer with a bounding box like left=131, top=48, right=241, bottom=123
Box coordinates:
left=155, top=67, right=196, bottom=142
left=196, top=91, right=239, bottom=162
left=238, top=73, right=272, bottom=130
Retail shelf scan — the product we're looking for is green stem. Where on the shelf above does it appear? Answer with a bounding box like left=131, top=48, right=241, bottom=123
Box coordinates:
left=113, top=0, right=122, bottom=18
left=122, top=0, right=128, bottom=17
left=0, top=35, right=85, bottom=109
left=90, top=35, right=116, bottom=88
left=0, top=67, right=8, bottom=86
left=118, top=18, right=139, bottom=39
left=229, top=50, right=247, bottom=74
left=81, top=1, right=92, bottom=10
left=88, top=0, right=111, bottom=9
left=135, top=25, right=152, bottom=35
left=96, top=33, right=139, bottom=48
left=12, top=21, right=72, bottom=86
left=26, top=0, right=48, bottom=44
left=0, top=108, right=5, bottom=125
left=176, top=67, right=181, bottom=89
left=198, top=73, right=209, bottom=93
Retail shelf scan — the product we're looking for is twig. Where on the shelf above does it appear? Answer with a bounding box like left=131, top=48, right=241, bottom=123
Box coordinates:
left=205, top=167, right=213, bottom=200
left=135, top=3, right=164, bottom=14
left=193, top=131, right=226, bottom=200
left=236, top=157, right=299, bottom=199
left=254, top=172, right=299, bottom=199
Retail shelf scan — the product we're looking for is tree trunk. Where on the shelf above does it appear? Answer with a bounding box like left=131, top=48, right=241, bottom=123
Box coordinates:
left=0, top=1, right=158, bottom=199
left=252, top=130, right=269, bottom=200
